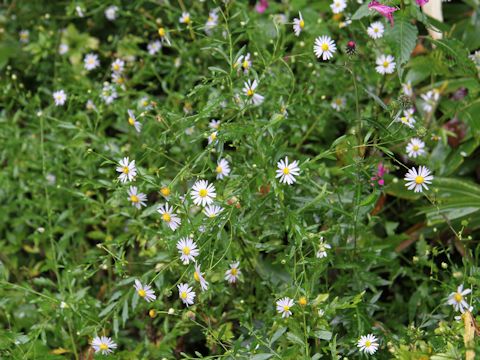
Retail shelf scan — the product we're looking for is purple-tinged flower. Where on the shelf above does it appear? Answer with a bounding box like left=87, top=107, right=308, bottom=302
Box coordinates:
left=255, top=0, right=269, bottom=14
left=416, top=0, right=429, bottom=5
left=371, top=162, right=386, bottom=186
left=368, top=1, right=398, bottom=27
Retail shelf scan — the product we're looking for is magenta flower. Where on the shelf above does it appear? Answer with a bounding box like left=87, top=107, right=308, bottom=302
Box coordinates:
left=255, top=0, right=269, bottom=14
left=416, top=0, right=429, bottom=5
left=368, top=1, right=398, bottom=27
left=371, top=163, right=387, bottom=186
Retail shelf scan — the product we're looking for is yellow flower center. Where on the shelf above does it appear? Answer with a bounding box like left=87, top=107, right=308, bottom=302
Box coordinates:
left=365, top=340, right=371, bottom=347
left=183, top=16, right=190, bottom=24
left=242, top=60, right=249, bottom=69
left=149, top=309, right=157, bottom=318
left=415, top=176, right=424, bottom=184
left=374, top=28, right=379, bottom=33
left=122, top=166, right=129, bottom=174
left=216, top=166, right=223, bottom=174
left=454, top=293, right=463, bottom=302
left=283, top=167, right=290, bottom=175
left=128, top=117, right=135, bottom=125
left=181, top=291, right=188, bottom=299
left=321, top=43, right=329, bottom=51
left=230, top=268, right=238, bottom=276
left=299, top=297, right=307, bottom=306
left=158, top=27, right=166, bottom=37
left=99, top=343, right=109, bottom=351
left=160, top=187, right=171, bottom=196
left=210, top=133, right=217, bottom=140
left=299, top=19, right=305, bottom=29
left=162, top=213, right=171, bottom=222
left=113, top=64, right=120, bottom=71
left=194, top=271, right=200, bottom=281
left=247, top=89, right=254, bottom=97
left=130, top=194, right=139, bottom=203
left=413, top=145, right=419, bottom=151
left=138, top=289, right=146, bottom=297
left=183, top=247, right=191, bottom=255
left=335, top=99, right=342, bottom=105
left=283, top=305, right=290, bottom=312
left=199, top=189, right=208, bottom=197
left=383, top=61, right=389, bottom=68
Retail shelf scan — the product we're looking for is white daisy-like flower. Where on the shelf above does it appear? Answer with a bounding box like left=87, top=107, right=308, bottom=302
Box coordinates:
left=127, top=186, right=147, bottom=209
left=138, top=96, right=152, bottom=110
left=367, top=21, right=384, bottom=39
left=178, top=283, right=196, bottom=306
left=186, top=126, right=195, bottom=136
left=127, top=109, right=142, bottom=133
left=208, top=131, right=218, bottom=145
left=19, top=30, right=29, bottom=43
left=406, top=138, right=426, bottom=158
left=101, top=83, right=118, bottom=104
left=191, top=180, right=216, bottom=206
left=243, top=80, right=264, bottom=105
left=205, top=9, right=219, bottom=35
left=421, top=90, right=440, bottom=113
left=105, top=5, right=118, bottom=21
left=331, top=97, right=346, bottom=111
left=316, top=239, right=332, bottom=258
left=52, top=90, right=67, bottom=106
left=404, top=166, right=434, bottom=193
left=179, top=12, right=191, bottom=25
left=157, top=203, right=181, bottom=231
left=357, top=334, right=379, bottom=355
left=314, top=36, right=337, bottom=61
left=330, top=0, right=347, bottom=14
left=225, top=261, right=241, bottom=283
left=147, top=40, right=162, bottom=55
left=58, top=43, right=69, bottom=55
left=84, top=53, right=100, bottom=71
left=111, top=59, right=125, bottom=73
left=133, top=279, right=156, bottom=302
left=116, top=157, right=137, bottom=183
left=402, top=81, right=413, bottom=97
left=203, top=204, right=223, bottom=218
left=111, top=72, right=126, bottom=87
left=276, top=157, right=300, bottom=185
left=216, top=159, right=231, bottom=179
left=86, top=99, right=96, bottom=111
left=398, top=108, right=416, bottom=128
left=209, top=119, right=221, bottom=130
left=157, top=27, right=171, bottom=46
left=194, top=263, right=209, bottom=292
left=447, top=284, right=472, bottom=313
left=235, top=53, right=252, bottom=74
left=91, top=336, right=117, bottom=355
left=375, top=54, right=396, bottom=75
left=176, top=237, right=199, bottom=265
left=293, top=12, right=305, bottom=37
left=276, top=297, right=294, bottom=318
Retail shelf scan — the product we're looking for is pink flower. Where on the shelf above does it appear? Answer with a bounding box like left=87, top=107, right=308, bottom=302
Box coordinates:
left=368, top=1, right=398, bottom=27
left=416, top=0, right=429, bottom=5
left=255, top=0, right=269, bottom=13
left=371, top=163, right=387, bottom=186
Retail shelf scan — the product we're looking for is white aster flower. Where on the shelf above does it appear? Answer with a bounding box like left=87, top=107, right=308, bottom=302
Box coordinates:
left=208, top=131, right=218, bottom=145
left=216, top=159, right=231, bottom=179
left=404, top=166, right=433, bottom=193
left=58, top=43, right=69, bottom=55
left=243, top=79, right=264, bottom=105
left=116, top=157, right=137, bottom=183
left=52, top=90, right=67, bottom=106
left=19, top=30, right=29, bottom=43
left=225, top=261, right=241, bottom=283
left=147, top=40, right=162, bottom=55
left=105, top=5, right=118, bottom=21
left=92, top=336, right=117, bottom=355
left=314, top=36, right=337, bottom=61
left=194, top=263, right=209, bottom=292
left=276, top=297, right=294, bottom=318
left=157, top=203, right=181, bottom=231
left=209, top=119, right=221, bottom=130
left=177, top=237, right=199, bottom=265
left=112, top=72, right=126, bottom=87
left=205, top=9, right=219, bottom=35
left=447, top=284, right=472, bottom=313
left=331, top=97, right=346, bottom=111
left=191, top=180, right=216, bottom=206
left=84, top=53, right=100, bottom=71
left=101, top=83, right=118, bottom=104
left=293, top=12, right=305, bottom=37
left=111, top=59, right=125, bottom=73
left=375, top=54, right=396, bottom=75
left=276, top=156, right=300, bottom=185
left=421, top=90, right=440, bottom=113
left=357, top=334, right=379, bottom=355
left=179, top=12, right=191, bottom=25
left=330, top=0, right=347, bottom=14
left=133, top=279, right=156, bottom=302
left=127, top=109, right=142, bottom=133
left=235, top=53, right=252, bottom=74
left=367, top=21, right=384, bottom=39
left=127, top=186, right=147, bottom=209
left=157, top=27, right=171, bottom=46
left=398, top=108, right=416, bottom=128
left=138, top=96, right=152, bottom=110
left=203, top=204, right=223, bottom=218
left=178, top=283, right=195, bottom=306
left=316, top=239, right=332, bottom=258
left=402, top=81, right=413, bottom=97
left=86, top=99, right=96, bottom=111
left=406, top=138, right=426, bottom=158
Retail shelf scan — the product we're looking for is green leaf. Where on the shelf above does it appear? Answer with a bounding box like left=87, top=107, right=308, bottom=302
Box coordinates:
left=388, top=17, right=418, bottom=65
left=352, top=3, right=370, bottom=20
left=286, top=332, right=304, bottom=346
left=250, top=354, right=274, bottom=360
left=314, top=330, right=333, bottom=341
left=270, top=327, right=287, bottom=345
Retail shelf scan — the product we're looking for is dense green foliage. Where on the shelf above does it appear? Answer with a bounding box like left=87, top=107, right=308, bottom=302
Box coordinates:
left=1, top=0, right=480, bottom=359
